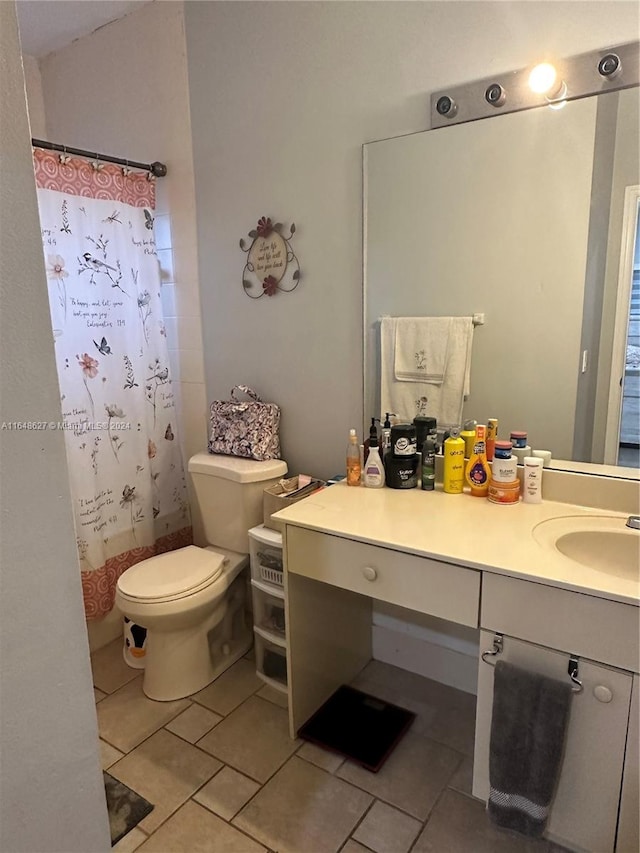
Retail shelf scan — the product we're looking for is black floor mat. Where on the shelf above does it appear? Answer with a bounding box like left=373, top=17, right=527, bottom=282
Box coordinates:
left=298, top=685, right=415, bottom=772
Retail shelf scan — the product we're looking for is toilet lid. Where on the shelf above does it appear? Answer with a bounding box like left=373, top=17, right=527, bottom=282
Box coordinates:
left=118, top=546, right=225, bottom=601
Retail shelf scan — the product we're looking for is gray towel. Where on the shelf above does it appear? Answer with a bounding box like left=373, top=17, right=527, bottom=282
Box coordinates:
left=488, top=660, right=573, bottom=837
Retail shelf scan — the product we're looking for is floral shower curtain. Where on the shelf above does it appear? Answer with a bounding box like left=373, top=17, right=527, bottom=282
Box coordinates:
left=33, top=148, right=192, bottom=619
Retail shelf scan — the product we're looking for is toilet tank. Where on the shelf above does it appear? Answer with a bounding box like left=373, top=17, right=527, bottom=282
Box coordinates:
left=188, top=453, right=288, bottom=553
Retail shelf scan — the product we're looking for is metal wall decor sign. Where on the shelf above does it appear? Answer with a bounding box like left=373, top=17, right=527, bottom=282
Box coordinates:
left=240, top=216, right=300, bottom=298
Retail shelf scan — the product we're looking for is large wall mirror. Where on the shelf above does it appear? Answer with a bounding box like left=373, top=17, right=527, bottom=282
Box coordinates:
left=364, top=81, right=639, bottom=477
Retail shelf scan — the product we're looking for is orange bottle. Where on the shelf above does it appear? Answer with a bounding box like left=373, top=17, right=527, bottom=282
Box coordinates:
left=465, top=424, right=491, bottom=497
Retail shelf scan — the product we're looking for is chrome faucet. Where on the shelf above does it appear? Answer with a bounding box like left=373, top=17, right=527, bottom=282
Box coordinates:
left=626, top=516, right=640, bottom=530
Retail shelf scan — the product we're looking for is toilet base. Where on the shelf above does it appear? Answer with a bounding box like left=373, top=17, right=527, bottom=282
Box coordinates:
left=141, top=572, right=253, bottom=701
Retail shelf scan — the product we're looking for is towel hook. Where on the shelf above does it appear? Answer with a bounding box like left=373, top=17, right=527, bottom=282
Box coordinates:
left=481, top=632, right=503, bottom=665
left=568, top=656, right=583, bottom=693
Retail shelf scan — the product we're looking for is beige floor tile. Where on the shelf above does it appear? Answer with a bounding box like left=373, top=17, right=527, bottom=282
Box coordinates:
left=100, top=739, right=124, bottom=769
left=234, top=755, right=372, bottom=853
left=108, top=729, right=222, bottom=833
left=341, top=841, right=371, bottom=853
left=352, top=662, right=476, bottom=756
left=256, top=683, right=288, bottom=708
left=193, top=657, right=262, bottom=716
left=353, top=800, right=421, bottom=853
left=194, top=765, right=260, bottom=821
left=297, top=741, right=344, bottom=773
left=448, top=753, right=474, bottom=797
left=165, top=703, right=222, bottom=743
left=198, top=695, right=299, bottom=783
left=337, top=728, right=462, bottom=821
left=112, top=826, right=147, bottom=853
left=91, top=638, right=140, bottom=694
left=96, top=677, right=189, bottom=752
left=413, top=788, right=553, bottom=853
left=94, top=687, right=107, bottom=703
left=137, top=800, right=266, bottom=852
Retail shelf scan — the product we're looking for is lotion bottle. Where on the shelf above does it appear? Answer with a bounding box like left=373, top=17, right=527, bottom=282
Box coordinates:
left=465, top=424, right=491, bottom=498
left=443, top=427, right=465, bottom=494
left=364, top=436, right=385, bottom=488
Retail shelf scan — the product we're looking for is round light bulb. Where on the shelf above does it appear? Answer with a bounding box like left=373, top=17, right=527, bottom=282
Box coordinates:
left=528, top=63, right=558, bottom=95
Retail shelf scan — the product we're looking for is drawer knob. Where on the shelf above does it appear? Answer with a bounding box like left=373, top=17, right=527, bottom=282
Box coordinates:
left=593, top=685, right=613, bottom=703
left=362, top=566, right=378, bottom=582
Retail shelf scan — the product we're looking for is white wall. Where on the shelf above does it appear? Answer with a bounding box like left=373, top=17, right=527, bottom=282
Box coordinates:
left=39, top=0, right=207, bottom=545
left=0, top=3, right=110, bottom=850
left=185, top=0, right=639, bottom=480
left=21, top=52, right=46, bottom=138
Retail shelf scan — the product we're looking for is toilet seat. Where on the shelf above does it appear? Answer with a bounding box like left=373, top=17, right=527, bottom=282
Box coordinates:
left=117, top=545, right=226, bottom=603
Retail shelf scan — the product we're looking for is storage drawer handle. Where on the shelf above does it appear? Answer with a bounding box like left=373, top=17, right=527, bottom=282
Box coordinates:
left=362, top=566, right=378, bottom=582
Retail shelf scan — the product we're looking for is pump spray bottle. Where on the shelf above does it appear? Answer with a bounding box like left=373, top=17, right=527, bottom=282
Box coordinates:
left=381, top=413, right=394, bottom=455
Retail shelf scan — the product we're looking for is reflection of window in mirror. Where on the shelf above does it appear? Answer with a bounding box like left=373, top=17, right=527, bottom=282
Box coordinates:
left=606, top=190, right=640, bottom=467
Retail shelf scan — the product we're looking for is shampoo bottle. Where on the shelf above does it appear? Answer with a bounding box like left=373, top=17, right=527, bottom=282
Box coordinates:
left=364, top=436, right=385, bottom=488
left=465, top=424, right=491, bottom=497
left=421, top=436, right=436, bottom=491
left=443, top=428, right=465, bottom=494
left=346, top=429, right=361, bottom=486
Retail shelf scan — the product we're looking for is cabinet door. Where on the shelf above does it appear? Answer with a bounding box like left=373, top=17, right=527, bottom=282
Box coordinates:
left=473, top=630, right=633, bottom=853
left=617, top=673, right=639, bottom=852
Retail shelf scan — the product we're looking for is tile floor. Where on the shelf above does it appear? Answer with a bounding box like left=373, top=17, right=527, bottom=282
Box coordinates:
left=94, top=640, right=566, bottom=853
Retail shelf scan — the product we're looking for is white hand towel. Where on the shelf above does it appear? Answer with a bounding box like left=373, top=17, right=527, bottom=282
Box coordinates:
left=394, top=317, right=452, bottom=383
left=381, top=316, right=474, bottom=426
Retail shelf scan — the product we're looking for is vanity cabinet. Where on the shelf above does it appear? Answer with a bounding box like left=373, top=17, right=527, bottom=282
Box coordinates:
left=475, top=573, right=639, bottom=853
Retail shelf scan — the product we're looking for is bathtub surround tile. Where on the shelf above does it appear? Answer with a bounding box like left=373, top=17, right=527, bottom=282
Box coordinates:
left=234, top=755, right=372, bottom=853
left=193, top=657, right=262, bottom=716
left=165, top=704, right=222, bottom=743
left=153, top=214, right=172, bottom=251
left=100, top=739, right=125, bottom=769
left=197, top=695, right=299, bottom=783
left=109, top=729, right=222, bottom=834
left=412, top=788, right=553, bottom=853
left=297, top=740, right=344, bottom=774
left=157, top=248, right=175, bottom=283
left=337, top=728, right=462, bottom=821
left=137, top=800, right=266, bottom=853
left=352, top=800, right=421, bottom=853
left=176, top=347, right=205, bottom=384
left=256, top=683, right=288, bottom=708
left=194, top=765, right=260, bottom=821
left=91, top=637, right=140, bottom=694
left=96, top=677, right=189, bottom=753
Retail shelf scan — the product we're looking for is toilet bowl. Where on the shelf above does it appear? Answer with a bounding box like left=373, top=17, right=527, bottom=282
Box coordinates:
left=116, top=453, right=287, bottom=700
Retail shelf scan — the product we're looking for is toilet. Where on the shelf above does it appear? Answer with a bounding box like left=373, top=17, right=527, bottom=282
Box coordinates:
left=115, top=452, right=287, bottom=701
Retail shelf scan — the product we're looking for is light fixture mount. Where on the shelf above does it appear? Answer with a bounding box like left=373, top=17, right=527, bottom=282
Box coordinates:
left=430, top=41, right=638, bottom=128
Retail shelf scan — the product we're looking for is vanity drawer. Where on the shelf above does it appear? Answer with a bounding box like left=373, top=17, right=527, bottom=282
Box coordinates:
left=481, top=573, right=640, bottom=673
left=286, top=526, right=479, bottom=628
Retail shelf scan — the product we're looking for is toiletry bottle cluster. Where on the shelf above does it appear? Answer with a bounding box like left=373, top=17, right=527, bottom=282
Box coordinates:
left=346, top=415, right=550, bottom=504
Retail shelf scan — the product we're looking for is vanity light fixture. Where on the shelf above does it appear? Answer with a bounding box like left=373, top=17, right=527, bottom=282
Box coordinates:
left=598, top=52, right=622, bottom=78
left=485, top=83, right=506, bottom=108
left=528, top=63, right=567, bottom=103
left=435, top=95, right=457, bottom=119
left=430, top=41, right=638, bottom=128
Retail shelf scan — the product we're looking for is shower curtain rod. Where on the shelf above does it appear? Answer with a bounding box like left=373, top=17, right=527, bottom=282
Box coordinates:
left=31, top=138, right=167, bottom=177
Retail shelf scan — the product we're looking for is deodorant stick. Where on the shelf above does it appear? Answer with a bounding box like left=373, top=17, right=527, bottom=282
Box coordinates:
left=522, top=456, right=543, bottom=503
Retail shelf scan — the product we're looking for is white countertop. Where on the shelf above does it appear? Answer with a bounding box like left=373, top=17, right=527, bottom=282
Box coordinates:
left=273, top=482, right=640, bottom=607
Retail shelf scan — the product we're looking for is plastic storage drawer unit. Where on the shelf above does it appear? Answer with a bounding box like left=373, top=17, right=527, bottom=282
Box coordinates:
left=249, top=524, right=283, bottom=588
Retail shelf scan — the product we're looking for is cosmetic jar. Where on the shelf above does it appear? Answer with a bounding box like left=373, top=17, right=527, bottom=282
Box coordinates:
left=510, top=431, right=528, bottom=448
left=488, top=478, right=520, bottom=505
left=390, top=424, right=417, bottom=457
left=494, top=441, right=513, bottom=460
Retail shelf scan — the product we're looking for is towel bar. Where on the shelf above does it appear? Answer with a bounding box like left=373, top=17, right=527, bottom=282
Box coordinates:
left=481, top=633, right=584, bottom=693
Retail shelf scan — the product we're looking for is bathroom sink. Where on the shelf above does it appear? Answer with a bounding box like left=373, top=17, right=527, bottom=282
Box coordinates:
left=533, top=515, right=640, bottom=580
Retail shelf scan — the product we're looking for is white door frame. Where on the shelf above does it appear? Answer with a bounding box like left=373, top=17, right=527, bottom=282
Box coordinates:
left=604, top=185, right=640, bottom=465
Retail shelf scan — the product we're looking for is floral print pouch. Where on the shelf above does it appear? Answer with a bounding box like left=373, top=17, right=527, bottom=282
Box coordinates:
left=208, top=385, right=281, bottom=461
